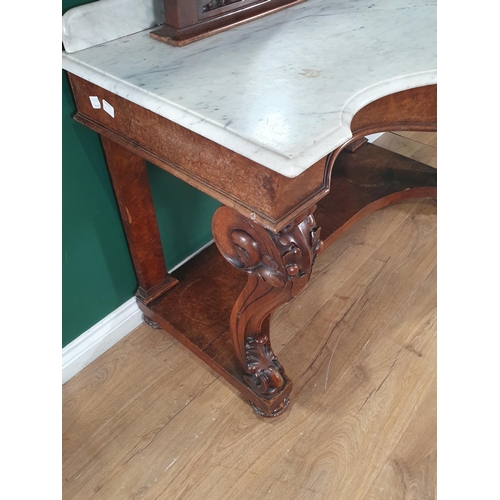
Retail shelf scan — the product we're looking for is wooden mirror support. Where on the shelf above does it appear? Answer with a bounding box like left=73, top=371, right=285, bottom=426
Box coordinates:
left=150, top=0, right=306, bottom=46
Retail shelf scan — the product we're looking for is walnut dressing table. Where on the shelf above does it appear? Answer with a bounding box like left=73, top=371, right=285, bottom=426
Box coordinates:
left=62, top=0, right=437, bottom=417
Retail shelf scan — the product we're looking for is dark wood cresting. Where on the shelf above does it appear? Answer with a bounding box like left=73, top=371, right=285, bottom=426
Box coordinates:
left=150, top=0, right=306, bottom=46
left=68, top=72, right=436, bottom=416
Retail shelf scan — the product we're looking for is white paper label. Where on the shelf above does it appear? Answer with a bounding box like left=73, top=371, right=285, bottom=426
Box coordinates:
left=89, top=96, right=101, bottom=109
left=103, top=99, right=115, bottom=118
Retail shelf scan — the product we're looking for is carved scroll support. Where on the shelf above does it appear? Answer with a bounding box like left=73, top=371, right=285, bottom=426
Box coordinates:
left=212, top=205, right=323, bottom=416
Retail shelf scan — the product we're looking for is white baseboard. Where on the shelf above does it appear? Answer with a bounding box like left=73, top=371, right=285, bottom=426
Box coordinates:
left=169, top=239, right=214, bottom=274
left=366, top=132, right=384, bottom=143
left=62, top=297, right=143, bottom=384
left=62, top=238, right=215, bottom=384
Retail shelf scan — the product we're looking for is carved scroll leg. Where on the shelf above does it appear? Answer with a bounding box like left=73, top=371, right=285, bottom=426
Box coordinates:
left=212, top=206, right=323, bottom=417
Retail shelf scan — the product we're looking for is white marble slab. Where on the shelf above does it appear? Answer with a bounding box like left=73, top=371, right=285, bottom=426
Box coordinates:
left=62, top=0, right=436, bottom=178
left=62, top=0, right=164, bottom=53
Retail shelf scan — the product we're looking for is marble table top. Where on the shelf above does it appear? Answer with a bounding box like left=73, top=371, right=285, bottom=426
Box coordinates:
left=62, top=0, right=436, bottom=178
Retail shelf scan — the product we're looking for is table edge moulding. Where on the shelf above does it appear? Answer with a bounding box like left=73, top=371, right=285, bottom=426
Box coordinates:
left=62, top=0, right=437, bottom=417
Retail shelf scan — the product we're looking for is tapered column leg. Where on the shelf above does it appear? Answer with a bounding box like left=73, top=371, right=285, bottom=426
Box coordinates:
left=212, top=206, right=323, bottom=416
left=101, top=136, right=178, bottom=305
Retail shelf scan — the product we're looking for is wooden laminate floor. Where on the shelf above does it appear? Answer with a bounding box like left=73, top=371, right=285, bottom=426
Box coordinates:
left=63, top=133, right=437, bottom=500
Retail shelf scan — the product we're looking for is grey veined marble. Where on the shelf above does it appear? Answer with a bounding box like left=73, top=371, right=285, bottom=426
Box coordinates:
left=62, top=0, right=436, bottom=178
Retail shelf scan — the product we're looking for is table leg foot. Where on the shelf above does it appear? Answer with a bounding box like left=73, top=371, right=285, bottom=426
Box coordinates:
left=249, top=397, right=290, bottom=418
left=143, top=313, right=162, bottom=329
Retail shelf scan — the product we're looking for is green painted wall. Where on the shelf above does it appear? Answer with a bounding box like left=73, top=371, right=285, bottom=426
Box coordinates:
left=62, top=0, right=220, bottom=347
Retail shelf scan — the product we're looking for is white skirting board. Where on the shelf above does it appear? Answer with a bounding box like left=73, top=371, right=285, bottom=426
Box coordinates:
left=62, top=239, right=215, bottom=384
left=366, top=132, right=384, bottom=143
left=62, top=297, right=143, bottom=384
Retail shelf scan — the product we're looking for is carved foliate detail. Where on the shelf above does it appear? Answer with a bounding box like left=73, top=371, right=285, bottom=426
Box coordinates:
left=203, top=0, right=244, bottom=13
left=212, top=206, right=323, bottom=398
left=243, top=334, right=285, bottom=395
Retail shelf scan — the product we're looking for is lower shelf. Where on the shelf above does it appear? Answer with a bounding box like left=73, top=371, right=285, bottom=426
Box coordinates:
left=137, top=143, right=437, bottom=414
